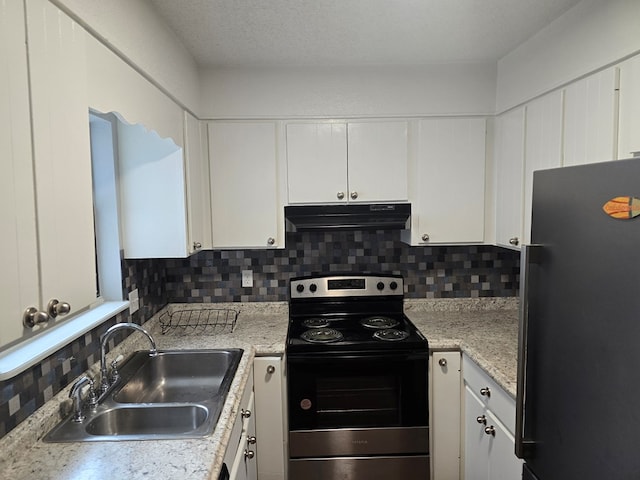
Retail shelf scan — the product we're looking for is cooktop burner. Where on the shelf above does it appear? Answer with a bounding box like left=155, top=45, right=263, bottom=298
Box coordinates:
left=360, top=316, right=399, bottom=329
left=373, top=328, right=410, bottom=342
left=302, top=318, right=331, bottom=329
left=300, top=328, right=344, bottom=343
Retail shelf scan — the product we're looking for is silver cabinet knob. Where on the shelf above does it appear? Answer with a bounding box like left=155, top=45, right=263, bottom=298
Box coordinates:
left=241, top=409, right=252, bottom=419
left=337, top=191, right=345, bottom=200
left=480, top=387, right=491, bottom=397
left=438, top=358, right=447, bottom=367
left=509, top=237, right=519, bottom=246
left=47, top=299, right=71, bottom=318
left=350, top=191, right=358, bottom=200
left=193, top=241, right=202, bottom=250
left=267, top=237, right=275, bottom=246
left=267, top=365, right=276, bottom=374
left=484, top=425, right=496, bottom=436
left=476, top=415, right=487, bottom=425
left=421, top=234, right=430, bottom=242
left=23, top=307, right=49, bottom=328
left=244, top=449, right=255, bottom=460
left=247, top=436, right=257, bottom=445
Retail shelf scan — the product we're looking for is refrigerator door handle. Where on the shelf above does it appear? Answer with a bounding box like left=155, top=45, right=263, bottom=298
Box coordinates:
left=515, top=244, right=542, bottom=459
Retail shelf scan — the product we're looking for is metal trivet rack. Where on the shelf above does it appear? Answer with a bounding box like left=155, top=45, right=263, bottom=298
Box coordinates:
left=159, top=308, right=239, bottom=335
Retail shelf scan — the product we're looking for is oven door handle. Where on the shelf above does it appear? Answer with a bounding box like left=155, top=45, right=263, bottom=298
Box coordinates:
left=287, top=351, right=428, bottom=363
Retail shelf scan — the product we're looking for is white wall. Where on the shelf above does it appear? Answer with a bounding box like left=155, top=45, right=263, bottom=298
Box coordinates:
left=496, top=0, right=640, bottom=112
left=52, top=0, right=200, bottom=113
left=200, top=64, right=497, bottom=119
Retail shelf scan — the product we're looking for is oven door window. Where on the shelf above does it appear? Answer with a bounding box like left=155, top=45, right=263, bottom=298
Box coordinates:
left=288, top=353, right=428, bottom=430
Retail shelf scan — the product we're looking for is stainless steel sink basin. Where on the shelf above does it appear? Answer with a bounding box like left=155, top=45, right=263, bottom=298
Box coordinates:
left=44, top=348, right=243, bottom=442
left=86, top=405, right=208, bottom=437
left=113, top=350, right=239, bottom=403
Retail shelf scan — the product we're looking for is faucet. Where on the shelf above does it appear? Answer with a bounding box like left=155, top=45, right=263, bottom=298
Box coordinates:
left=69, top=375, right=97, bottom=423
left=99, top=322, right=157, bottom=394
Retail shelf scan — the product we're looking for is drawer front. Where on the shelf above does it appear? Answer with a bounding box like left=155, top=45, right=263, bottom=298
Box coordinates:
left=462, top=354, right=515, bottom=434
left=224, top=366, right=255, bottom=467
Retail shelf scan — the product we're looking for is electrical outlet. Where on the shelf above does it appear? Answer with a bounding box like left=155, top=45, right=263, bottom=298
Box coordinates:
left=128, top=289, right=139, bottom=313
left=241, top=270, right=253, bottom=288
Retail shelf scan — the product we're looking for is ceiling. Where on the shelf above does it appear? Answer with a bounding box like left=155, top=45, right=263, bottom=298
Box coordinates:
left=147, top=0, right=582, bottom=68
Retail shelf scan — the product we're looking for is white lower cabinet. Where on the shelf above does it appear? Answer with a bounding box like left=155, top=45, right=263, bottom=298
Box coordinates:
left=430, top=351, right=462, bottom=480
left=462, top=355, right=522, bottom=480
left=224, top=366, right=257, bottom=480
left=253, top=356, right=287, bottom=480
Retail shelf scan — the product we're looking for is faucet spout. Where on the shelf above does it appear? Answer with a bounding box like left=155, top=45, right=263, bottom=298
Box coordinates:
left=99, top=322, right=157, bottom=393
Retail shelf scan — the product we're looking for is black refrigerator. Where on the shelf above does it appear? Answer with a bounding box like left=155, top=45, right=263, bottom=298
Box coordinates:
left=516, top=157, right=640, bottom=480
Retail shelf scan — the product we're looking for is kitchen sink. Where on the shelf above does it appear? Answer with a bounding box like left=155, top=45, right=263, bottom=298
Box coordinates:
left=113, top=350, right=240, bottom=403
left=44, top=348, right=243, bottom=442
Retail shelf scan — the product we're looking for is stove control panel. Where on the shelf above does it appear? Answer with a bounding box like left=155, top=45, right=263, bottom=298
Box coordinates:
left=291, top=275, right=404, bottom=299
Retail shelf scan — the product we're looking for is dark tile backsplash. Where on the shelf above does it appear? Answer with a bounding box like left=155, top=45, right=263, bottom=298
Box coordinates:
left=0, top=230, right=519, bottom=439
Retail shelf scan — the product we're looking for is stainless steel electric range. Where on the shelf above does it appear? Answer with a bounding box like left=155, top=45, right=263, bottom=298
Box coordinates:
left=286, top=274, right=430, bottom=480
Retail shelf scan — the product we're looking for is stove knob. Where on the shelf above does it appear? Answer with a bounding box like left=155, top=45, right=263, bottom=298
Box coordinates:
left=389, top=281, right=398, bottom=290
left=296, top=284, right=304, bottom=293
left=376, top=282, right=385, bottom=291
left=309, top=283, right=317, bottom=293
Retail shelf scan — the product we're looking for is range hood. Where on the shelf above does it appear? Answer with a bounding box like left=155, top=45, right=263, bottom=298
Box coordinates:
left=285, top=203, right=411, bottom=232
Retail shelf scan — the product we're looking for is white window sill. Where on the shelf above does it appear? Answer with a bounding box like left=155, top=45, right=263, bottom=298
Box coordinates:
left=0, top=301, right=129, bottom=380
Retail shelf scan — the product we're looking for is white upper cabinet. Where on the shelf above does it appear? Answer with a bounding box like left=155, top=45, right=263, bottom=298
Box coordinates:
left=0, top=0, right=39, bottom=346
left=286, top=123, right=347, bottom=203
left=286, top=120, right=408, bottom=204
left=184, top=112, right=213, bottom=253
left=26, top=0, right=97, bottom=320
left=347, top=121, right=408, bottom=202
left=563, top=67, right=619, bottom=166
left=209, top=122, right=282, bottom=249
left=618, top=54, right=640, bottom=159
left=494, top=107, right=525, bottom=249
left=404, top=118, right=486, bottom=245
left=523, top=91, right=564, bottom=244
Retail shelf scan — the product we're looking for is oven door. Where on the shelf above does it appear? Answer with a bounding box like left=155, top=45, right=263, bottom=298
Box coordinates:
left=287, top=351, right=428, bottom=432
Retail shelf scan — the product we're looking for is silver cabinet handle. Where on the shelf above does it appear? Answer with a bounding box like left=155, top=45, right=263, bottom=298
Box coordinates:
left=247, top=436, right=257, bottom=445
left=476, top=415, right=487, bottom=425
left=480, top=387, right=491, bottom=397
left=23, top=307, right=49, bottom=328
left=350, top=191, right=358, bottom=200
left=267, top=237, right=275, bottom=246
left=337, top=192, right=345, bottom=200
left=193, top=241, right=202, bottom=250
left=241, top=409, right=252, bottom=419
left=516, top=244, right=542, bottom=459
left=421, top=234, right=430, bottom=242
left=267, top=365, right=276, bottom=374
left=484, top=425, right=496, bottom=436
left=244, top=449, right=255, bottom=460
left=509, top=237, right=520, bottom=246
left=47, top=299, right=71, bottom=318
left=438, top=358, right=447, bottom=367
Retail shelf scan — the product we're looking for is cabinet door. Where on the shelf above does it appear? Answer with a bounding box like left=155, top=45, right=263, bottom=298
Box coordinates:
left=618, top=54, right=640, bottom=159
left=494, top=107, right=525, bottom=249
left=253, top=357, right=287, bottom=480
left=431, top=352, right=462, bottom=480
left=414, top=118, right=485, bottom=244
left=0, top=0, right=39, bottom=345
left=209, top=122, right=281, bottom=248
left=230, top=392, right=257, bottom=480
left=464, top=385, right=489, bottom=480
left=486, top=410, right=522, bottom=480
left=27, top=0, right=97, bottom=315
left=184, top=112, right=212, bottom=253
left=563, top=67, right=619, bottom=166
left=347, top=121, right=408, bottom=202
left=523, top=91, right=563, bottom=244
left=286, top=123, right=347, bottom=203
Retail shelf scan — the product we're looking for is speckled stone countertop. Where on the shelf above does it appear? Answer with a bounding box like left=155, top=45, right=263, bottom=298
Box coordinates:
left=0, top=299, right=519, bottom=480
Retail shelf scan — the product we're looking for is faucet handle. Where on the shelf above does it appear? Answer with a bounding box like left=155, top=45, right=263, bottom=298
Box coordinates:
left=109, top=354, right=124, bottom=384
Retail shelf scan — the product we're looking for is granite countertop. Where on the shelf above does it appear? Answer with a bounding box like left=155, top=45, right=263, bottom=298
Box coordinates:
left=1, top=299, right=519, bottom=480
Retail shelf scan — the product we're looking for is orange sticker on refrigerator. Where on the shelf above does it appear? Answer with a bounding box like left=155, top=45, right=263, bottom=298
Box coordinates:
left=602, top=196, right=640, bottom=219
